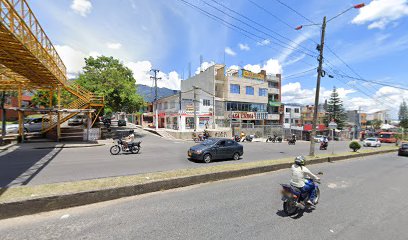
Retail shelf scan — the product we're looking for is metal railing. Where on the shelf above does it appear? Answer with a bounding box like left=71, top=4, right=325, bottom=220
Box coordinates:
left=0, top=0, right=67, bottom=84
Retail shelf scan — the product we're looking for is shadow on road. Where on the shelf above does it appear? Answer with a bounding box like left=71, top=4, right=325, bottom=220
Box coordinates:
left=275, top=206, right=316, bottom=219
left=0, top=143, right=63, bottom=190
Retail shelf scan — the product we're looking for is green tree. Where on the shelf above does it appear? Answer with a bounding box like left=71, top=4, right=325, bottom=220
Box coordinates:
left=372, top=119, right=383, bottom=130
left=76, top=56, right=143, bottom=113
left=326, top=86, right=347, bottom=129
left=32, top=89, right=76, bottom=108
left=399, top=100, right=408, bottom=121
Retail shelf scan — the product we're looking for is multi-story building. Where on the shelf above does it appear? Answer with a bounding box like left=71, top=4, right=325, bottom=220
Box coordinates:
left=155, top=89, right=214, bottom=130
left=154, top=64, right=283, bottom=131
left=367, top=110, right=389, bottom=123
left=180, top=64, right=282, bottom=127
left=283, top=103, right=302, bottom=129
left=301, top=104, right=327, bottom=132
left=346, top=110, right=367, bottom=130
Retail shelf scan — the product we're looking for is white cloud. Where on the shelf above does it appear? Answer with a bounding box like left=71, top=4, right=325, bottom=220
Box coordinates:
left=241, top=59, right=282, bottom=75
left=125, top=61, right=181, bottom=90
left=56, top=44, right=180, bottom=89
left=106, top=42, right=122, bottom=50
left=257, top=39, right=270, bottom=46
left=278, top=32, right=311, bottom=63
left=55, top=45, right=87, bottom=78
left=224, top=47, right=236, bottom=56
left=238, top=43, right=250, bottom=51
left=352, top=0, right=408, bottom=30
left=281, top=82, right=403, bottom=117
left=195, top=61, right=215, bottom=74
left=71, top=0, right=92, bottom=17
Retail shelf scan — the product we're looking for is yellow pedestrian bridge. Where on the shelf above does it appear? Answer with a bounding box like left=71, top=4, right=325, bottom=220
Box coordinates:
left=0, top=0, right=104, bottom=141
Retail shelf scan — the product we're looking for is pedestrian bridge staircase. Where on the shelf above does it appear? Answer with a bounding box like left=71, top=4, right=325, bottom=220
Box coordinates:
left=0, top=0, right=104, bottom=137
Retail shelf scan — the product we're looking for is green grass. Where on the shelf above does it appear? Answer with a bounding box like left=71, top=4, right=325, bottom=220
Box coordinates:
left=0, top=146, right=397, bottom=203
left=0, top=121, right=16, bottom=125
left=26, top=114, right=43, bottom=119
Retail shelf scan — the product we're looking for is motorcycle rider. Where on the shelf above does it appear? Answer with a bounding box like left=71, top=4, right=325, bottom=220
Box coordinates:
left=321, top=136, right=329, bottom=147
left=123, top=130, right=135, bottom=151
left=240, top=131, right=246, bottom=142
left=290, top=156, right=320, bottom=205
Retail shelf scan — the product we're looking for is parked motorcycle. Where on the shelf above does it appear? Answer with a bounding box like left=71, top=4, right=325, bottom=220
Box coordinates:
left=242, top=135, right=254, bottom=142
left=110, top=139, right=141, bottom=155
left=288, top=139, right=296, bottom=145
left=280, top=178, right=321, bottom=216
left=266, top=135, right=283, bottom=143
left=320, top=141, right=328, bottom=150
left=266, top=135, right=276, bottom=143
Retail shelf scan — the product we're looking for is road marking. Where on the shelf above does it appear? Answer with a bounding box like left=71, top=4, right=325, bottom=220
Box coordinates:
left=60, top=214, right=70, bottom=219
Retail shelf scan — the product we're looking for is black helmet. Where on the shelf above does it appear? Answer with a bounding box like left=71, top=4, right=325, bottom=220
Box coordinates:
left=129, top=130, right=135, bottom=134
left=294, top=156, right=306, bottom=166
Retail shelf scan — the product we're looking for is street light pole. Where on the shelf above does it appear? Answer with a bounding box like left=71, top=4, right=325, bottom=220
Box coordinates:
left=309, top=16, right=327, bottom=157
left=295, top=3, right=365, bottom=156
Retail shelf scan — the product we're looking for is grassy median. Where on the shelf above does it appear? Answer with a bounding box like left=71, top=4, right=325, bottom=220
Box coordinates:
left=0, top=146, right=398, bottom=204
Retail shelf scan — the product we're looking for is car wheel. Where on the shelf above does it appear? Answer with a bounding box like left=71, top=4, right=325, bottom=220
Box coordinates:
left=233, top=152, right=240, bottom=160
left=203, top=154, right=212, bottom=163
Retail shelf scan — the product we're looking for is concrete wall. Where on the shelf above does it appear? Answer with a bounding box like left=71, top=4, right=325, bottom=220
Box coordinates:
left=181, top=65, right=215, bottom=95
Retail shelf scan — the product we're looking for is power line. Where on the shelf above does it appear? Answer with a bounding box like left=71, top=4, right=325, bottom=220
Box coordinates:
left=207, top=0, right=316, bottom=56
left=333, top=73, right=408, bottom=91
left=177, top=0, right=316, bottom=68
left=200, top=0, right=316, bottom=58
left=273, top=0, right=316, bottom=25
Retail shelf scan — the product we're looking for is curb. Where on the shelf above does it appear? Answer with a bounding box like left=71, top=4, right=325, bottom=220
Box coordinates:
left=0, top=149, right=397, bottom=220
left=0, top=142, right=18, bottom=151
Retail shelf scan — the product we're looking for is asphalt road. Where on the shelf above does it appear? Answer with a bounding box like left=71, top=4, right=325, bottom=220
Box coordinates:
left=1, top=153, right=407, bottom=240
left=0, top=128, right=394, bottom=187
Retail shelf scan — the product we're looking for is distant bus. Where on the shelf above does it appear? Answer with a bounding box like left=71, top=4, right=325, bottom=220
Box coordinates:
left=379, top=132, right=400, bottom=143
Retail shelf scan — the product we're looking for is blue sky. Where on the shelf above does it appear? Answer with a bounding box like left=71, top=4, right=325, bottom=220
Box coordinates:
left=29, top=0, right=408, bottom=117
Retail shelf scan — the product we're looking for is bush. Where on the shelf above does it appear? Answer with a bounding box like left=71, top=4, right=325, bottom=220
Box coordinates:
left=349, top=141, right=361, bottom=152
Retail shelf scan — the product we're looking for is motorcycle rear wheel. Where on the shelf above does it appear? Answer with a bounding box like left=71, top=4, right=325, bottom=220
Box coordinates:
left=283, top=201, right=298, bottom=216
left=110, top=145, right=120, bottom=155
left=130, top=146, right=140, bottom=154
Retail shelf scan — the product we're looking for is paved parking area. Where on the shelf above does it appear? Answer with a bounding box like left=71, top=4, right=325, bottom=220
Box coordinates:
left=0, top=128, right=394, bottom=187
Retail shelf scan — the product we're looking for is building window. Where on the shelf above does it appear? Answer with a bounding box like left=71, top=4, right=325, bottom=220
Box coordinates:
left=286, top=108, right=291, bottom=113
left=246, top=86, right=254, bottom=95
left=294, top=108, right=300, bottom=113
left=203, top=99, right=211, bottom=106
left=259, top=88, right=267, bottom=96
left=268, top=82, right=278, bottom=88
left=285, top=118, right=289, bottom=123
left=230, top=84, right=240, bottom=94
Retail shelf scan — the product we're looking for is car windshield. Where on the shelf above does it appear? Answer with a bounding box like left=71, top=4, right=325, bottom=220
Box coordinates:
left=401, top=144, right=408, bottom=149
left=201, top=139, right=217, bottom=146
left=366, top=138, right=376, bottom=141
left=380, top=134, right=391, bottom=138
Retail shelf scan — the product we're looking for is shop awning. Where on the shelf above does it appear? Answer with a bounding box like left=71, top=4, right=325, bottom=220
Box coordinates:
left=268, top=101, right=282, bottom=107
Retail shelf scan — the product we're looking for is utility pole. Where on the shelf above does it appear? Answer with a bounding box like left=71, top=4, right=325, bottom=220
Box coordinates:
left=179, top=90, right=182, bottom=130
left=150, top=69, right=161, bottom=131
left=193, top=86, right=198, bottom=131
left=309, top=16, right=327, bottom=157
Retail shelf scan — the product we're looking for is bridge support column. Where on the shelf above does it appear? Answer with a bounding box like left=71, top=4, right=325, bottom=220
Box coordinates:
left=57, top=86, right=61, bottom=141
left=18, top=85, right=24, bottom=143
